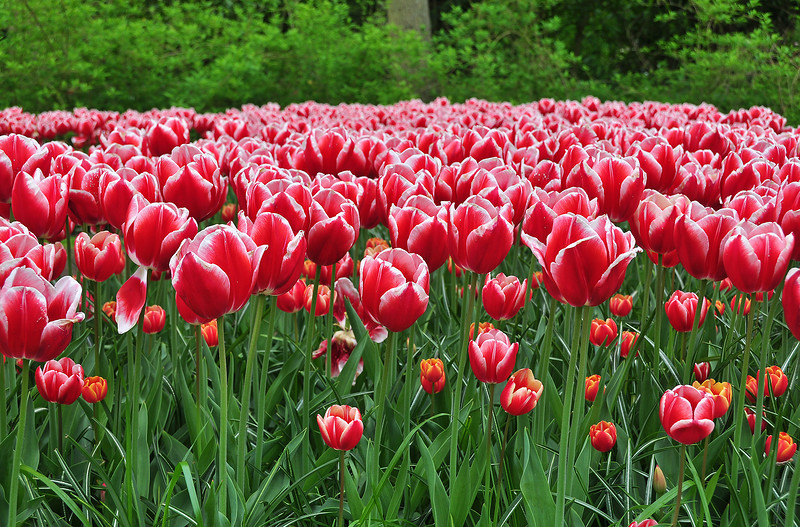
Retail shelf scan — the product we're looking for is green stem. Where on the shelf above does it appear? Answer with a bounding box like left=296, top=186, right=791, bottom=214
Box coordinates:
left=218, top=314, right=229, bottom=517
left=57, top=403, right=63, bottom=454
left=731, top=302, right=756, bottom=492
left=701, top=435, right=709, bottom=482
left=371, top=331, right=397, bottom=488
left=0, top=357, right=6, bottom=439
left=94, top=280, right=101, bottom=376
left=653, top=259, right=665, bottom=373
left=126, top=299, right=145, bottom=521
left=301, top=267, right=322, bottom=476
left=493, top=417, right=512, bottom=526
left=670, top=444, right=687, bottom=527
left=8, top=360, right=30, bottom=527
left=65, top=218, right=73, bottom=278
left=326, top=263, right=337, bottom=380
left=682, top=280, right=709, bottom=381
left=484, top=385, right=495, bottom=518
left=403, top=324, right=416, bottom=509
left=195, top=325, right=202, bottom=408
left=254, top=297, right=276, bottom=472
left=535, top=296, right=558, bottom=451
left=237, top=294, right=266, bottom=492
left=339, top=450, right=346, bottom=527
left=752, top=291, right=781, bottom=455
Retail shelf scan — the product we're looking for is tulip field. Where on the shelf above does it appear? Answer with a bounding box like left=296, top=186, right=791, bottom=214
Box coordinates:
left=2, top=98, right=800, bottom=527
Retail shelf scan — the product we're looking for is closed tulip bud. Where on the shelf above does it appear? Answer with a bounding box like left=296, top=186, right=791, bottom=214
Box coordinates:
left=589, top=421, right=617, bottom=452
left=221, top=203, right=237, bottom=223
left=35, top=357, right=84, bottom=405
left=665, top=290, right=710, bottom=332
left=589, top=318, right=618, bottom=346
left=420, top=358, right=446, bottom=395
left=619, top=331, right=639, bottom=358
left=201, top=319, right=218, bottom=347
left=694, top=362, right=711, bottom=383
left=74, top=231, right=126, bottom=282
left=765, top=432, right=797, bottom=464
left=730, top=295, right=751, bottom=315
left=468, top=329, right=518, bottom=384
left=277, top=279, right=306, bottom=314
left=652, top=465, right=666, bottom=494
left=304, top=284, right=330, bottom=316
left=629, top=521, right=658, bottom=527
left=715, top=300, right=726, bottom=316
left=500, top=368, right=543, bottom=415
left=609, top=294, right=633, bottom=317
left=143, top=305, right=166, bottom=334
left=482, top=273, right=527, bottom=321
left=718, top=278, right=733, bottom=292
left=82, top=376, right=108, bottom=403
left=692, top=379, right=732, bottom=418
left=585, top=374, right=601, bottom=402
left=660, top=385, right=715, bottom=444
left=102, top=301, right=117, bottom=322
left=745, top=366, right=788, bottom=402
left=317, top=404, right=364, bottom=451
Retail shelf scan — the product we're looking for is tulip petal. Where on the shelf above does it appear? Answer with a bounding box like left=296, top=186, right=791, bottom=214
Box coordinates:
left=116, top=267, right=148, bottom=334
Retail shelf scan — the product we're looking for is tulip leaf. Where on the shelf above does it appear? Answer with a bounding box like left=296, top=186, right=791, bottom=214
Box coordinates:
left=20, top=465, right=92, bottom=527
left=685, top=454, right=713, bottom=526
left=520, top=430, right=555, bottom=527
left=135, top=404, right=150, bottom=498
left=344, top=459, right=364, bottom=521
left=22, top=398, right=39, bottom=471
left=416, top=435, right=450, bottom=527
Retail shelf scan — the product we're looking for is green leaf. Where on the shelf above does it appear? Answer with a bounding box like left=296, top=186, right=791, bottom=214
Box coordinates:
left=416, top=435, right=450, bottom=526
left=521, top=432, right=555, bottom=527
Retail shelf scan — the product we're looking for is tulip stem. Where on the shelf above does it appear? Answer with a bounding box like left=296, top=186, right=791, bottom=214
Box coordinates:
left=254, top=296, right=276, bottom=473
left=302, top=267, right=322, bottom=477
left=94, top=279, right=101, bottom=376
left=752, top=290, right=780, bottom=456
left=671, top=444, right=687, bottom=527
left=339, top=450, right=346, bottom=527
left=8, top=359, right=30, bottom=527
left=493, top=415, right=512, bottom=526
left=194, top=325, right=202, bottom=408
left=237, top=294, right=265, bottom=493
left=65, top=218, right=73, bottom=278
left=326, top=263, right=337, bottom=380
left=57, top=403, right=64, bottom=454
left=484, top=385, right=495, bottom=520
left=653, top=258, right=665, bottom=372
left=731, top=298, right=756, bottom=490
left=371, top=331, right=397, bottom=491
left=218, top=313, right=228, bottom=518
left=682, top=280, right=708, bottom=381
left=534, top=296, right=557, bottom=453
left=0, top=358, right=6, bottom=439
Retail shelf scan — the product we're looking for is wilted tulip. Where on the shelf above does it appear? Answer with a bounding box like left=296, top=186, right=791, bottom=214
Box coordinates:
left=765, top=432, right=797, bottom=464
left=589, top=421, right=617, bottom=452
left=500, top=368, right=543, bottom=415
left=82, top=376, right=108, bottom=403
left=745, top=366, right=788, bottom=402
left=420, top=358, right=446, bottom=395
left=665, top=290, right=710, bottom=332
left=468, top=329, right=518, bottom=384
left=35, top=357, right=84, bottom=405
left=585, top=374, right=601, bottom=402
left=201, top=319, right=218, bottom=347
left=482, top=273, right=527, bottom=321
left=660, top=385, right=715, bottom=444
left=74, top=231, right=126, bottom=282
left=313, top=330, right=363, bottom=380
left=694, top=362, right=711, bottom=383
left=693, top=379, right=732, bottom=418
left=589, top=318, right=618, bottom=346
left=317, top=404, right=364, bottom=451
left=143, top=305, right=166, bottom=334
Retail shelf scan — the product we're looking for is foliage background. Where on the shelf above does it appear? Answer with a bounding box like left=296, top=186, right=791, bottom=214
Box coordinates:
left=1, top=0, right=799, bottom=123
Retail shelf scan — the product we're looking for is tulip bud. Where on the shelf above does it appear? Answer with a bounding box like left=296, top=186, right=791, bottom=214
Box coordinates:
left=500, top=368, right=543, bottom=415
left=143, top=305, right=166, bottom=334
left=220, top=203, right=237, bottom=223
left=717, top=278, right=733, bottom=292
left=420, top=358, right=446, bottom=395
left=82, top=376, right=108, bottom=403
left=585, top=374, right=601, bottom=402
left=35, top=357, right=85, bottom=405
left=609, top=294, right=633, bottom=317
left=468, top=329, right=519, bottom=384
left=589, top=318, right=618, bottom=346
left=665, top=290, right=711, bottom=332
left=660, top=385, right=715, bottom=444
left=745, top=407, right=768, bottom=434
left=730, top=295, right=751, bottom=315
left=482, top=273, right=527, bottom=321
left=694, top=362, right=711, bottom=383
left=652, top=465, right=666, bottom=494
left=589, top=421, right=617, bottom=452
left=317, top=404, right=364, bottom=451
left=74, top=231, right=126, bottom=282
left=201, top=319, right=218, bottom=347
left=530, top=271, right=544, bottom=290
left=765, top=432, right=797, bottom=464
left=304, top=284, right=331, bottom=317
left=619, top=331, right=639, bottom=358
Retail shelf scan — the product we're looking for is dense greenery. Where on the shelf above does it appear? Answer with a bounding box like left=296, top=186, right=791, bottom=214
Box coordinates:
left=2, top=0, right=799, bottom=123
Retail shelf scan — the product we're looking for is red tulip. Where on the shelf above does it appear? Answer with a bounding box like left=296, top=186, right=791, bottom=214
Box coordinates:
left=730, top=294, right=752, bottom=315
left=765, top=432, right=797, bottom=464
left=482, top=273, right=527, bottom=321
left=673, top=202, right=739, bottom=281
left=238, top=211, right=306, bottom=296
left=306, top=189, right=360, bottom=266
left=500, top=368, right=543, bottom=415
left=304, top=284, right=331, bottom=316
left=67, top=165, right=109, bottom=226
left=745, top=366, right=788, bottom=402
left=530, top=214, right=640, bottom=307
left=468, top=329, right=519, bottom=384
left=359, top=248, right=430, bottom=333
left=201, top=319, right=218, bottom=347
left=221, top=203, right=237, bottom=223
left=694, top=362, right=711, bottom=383
left=589, top=318, right=618, bottom=347
left=388, top=195, right=449, bottom=272
left=0, top=267, right=84, bottom=362
left=564, top=156, right=645, bottom=222
left=628, top=521, right=658, bottom=527
left=143, top=305, right=166, bottom=334
left=585, top=374, right=601, bottom=402
left=783, top=268, right=800, bottom=340
left=420, top=358, right=446, bottom=395
left=521, top=187, right=598, bottom=249
left=11, top=168, right=68, bottom=240
left=609, top=294, right=633, bottom=317
left=171, top=225, right=256, bottom=320
left=122, top=195, right=198, bottom=272
left=245, top=178, right=312, bottom=234
left=82, top=376, right=108, bottom=403
left=0, top=133, right=40, bottom=202
left=693, top=379, right=732, bottom=418
left=35, top=357, right=84, bottom=405
left=665, top=290, right=710, bottom=332
left=99, top=168, right=159, bottom=231
left=619, top=331, right=639, bottom=358
left=317, top=404, right=364, bottom=451
left=158, top=153, right=227, bottom=222
left=102, top=301, right=117, bottom=322
left=74, top=231, right=125, bottom=282
left=722, top=221, right=793, bottom=293
left=277, top=279, right=306, bottom=314
left=589, top=421, right=617, bottom=452
left=144, top=117, right=190, bottom=156
left=745, top=408, right=768, bottom=434
left=659, top=384, right=715, bottom=444
left=448, top=195, right=514, bottom=274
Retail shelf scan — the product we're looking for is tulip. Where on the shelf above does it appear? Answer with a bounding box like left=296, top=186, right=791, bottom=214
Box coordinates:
left=306, top=189, right=360, bottom=266
left=359, top=248, right=430, bottom=333
left=0, top=267, right=84, bottom=362
left=364, top=237, right=390, bottom=258
left=122, top=195, right=198, bottom=272
left=11, top=168, right=68, bottom=240
left=448, top=195, right=514, bottom=274
left=67, top=165, right=108, bottom=226
left=99, top=168, right=159, bottom=231
left=482, top=273, right=527, bottom=321
left=652, top=465, right=666, bottom=494
left=74, top=231, right=126, bottom=282
left=589, top=421, right=617, bottom=452
left=609, top=293, right=633, bottom=317
left=500, top=368, right=543, bottom=415
left=317, top=404, right=364, bottom=451
left=692, top=379, right=732, bottom=418
left=665, top=290, right=710, bottom=332
left=530, top=271, right=543, bottom=290
left=585, top=374, right=601, bottom=402
left=629, top=190, right=689, bottom=259
left=313, top=330, right=363, bottom=381
left=765, top=432, right=797, bottom=464
left=170, top=225, right=256, bottom=321
left=420, top=358, right=446, bottom=395
left=143, top=305, right=166, bottom=334
left=782, top=268, right=800, bottom=340
left=159, top=153, right=228, bottom=222
left=589, top=318, right=618, bottom=346
left=82, top=376, right=108, bottom=403
left=102, top=301, right=117, bottom=322
left=674, top=202, right=738, bottom=281
left=628, top=521, right=658, bottom=527
left=745, top=366, right=788, bottom=402
left=529, top=214, right=640, bottom=307
left=277, top=279, right=306, bottom=314
left=619, top=331, right=639, bottom=358
left=468, top=329, right=519, bottom=384
left=304, top=284, right=330, bottom=316
left=565, top=156, right=645, bottom=222
left=722, top=221, right=793, bottom=293
left=144, top=117, right=190, bottom=156
left=35, top=357, right=84, bottom=405
left=715, top=300, right=726, bottom=316
left=201, top=319, right=218, bottom=347
left=221, top=203, right=237, bottom=223
left=660, top=384, right=715, bottom=444
left=447, top=257, right=464, bottom=277
left=730, top=295, right=751, bottom=315
left=694, top=362, right=711, bottom=383
left=238, top=211, right=306, bottom=296
left=388, top=196, right=449, bottom=271
left=521, top=187, right=598, bottom=249
left=0, top=133, right=40, bottom=202
left=745, top=407, right=768, bottom=434
left=469, top=321, right=495, bottom=340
